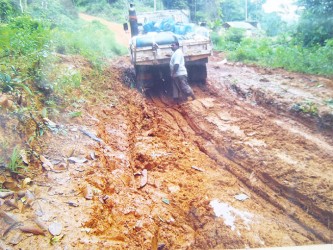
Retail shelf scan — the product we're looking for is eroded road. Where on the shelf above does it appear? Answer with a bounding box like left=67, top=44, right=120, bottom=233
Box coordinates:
left=1, top=53, right=332, bottom=250
left=63, top=56, right=332, bottom=249
left=1, top=16, right=332, bottom=250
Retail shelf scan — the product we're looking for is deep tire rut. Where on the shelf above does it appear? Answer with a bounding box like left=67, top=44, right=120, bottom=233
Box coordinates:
left=147, top=84, right=332, bottom=243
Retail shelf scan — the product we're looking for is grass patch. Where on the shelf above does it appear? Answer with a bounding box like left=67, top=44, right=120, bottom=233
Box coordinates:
left=6, top=147, right=27, bottom=174
left=212, top=32, right=333, bottom=76
left=52, top=20, right=127, bottom=71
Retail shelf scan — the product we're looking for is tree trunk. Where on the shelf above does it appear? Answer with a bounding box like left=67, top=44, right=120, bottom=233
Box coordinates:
left=19, top=0, right=28, bottom=13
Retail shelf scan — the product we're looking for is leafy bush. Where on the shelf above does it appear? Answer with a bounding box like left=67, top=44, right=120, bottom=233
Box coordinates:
left=296, top=1, right=333, bottom=46
left=7, top=15, right=51, bottom=55
left=211, top=31, right=240, bottom=51
left=29, top=0, right=78, bottom=24
left=0, top=15, right=52, bottom=96
left=292, top=101, right=319, bottom=116
left=76, top=0, right=129, bottom=23
left=212, top=32, right=333, bottom=76
left=54, top=69, right=82, bottom=95
left=0, top=71, right=32, bottom=95
left=225, top=28, right=245, bottom=43
left=6, top=147, right=26, bottom=174
left=0, top=0, right=20, bottom=23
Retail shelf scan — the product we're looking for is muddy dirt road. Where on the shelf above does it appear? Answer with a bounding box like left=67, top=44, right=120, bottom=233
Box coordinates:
left=1, top=15, right=332, bottom=249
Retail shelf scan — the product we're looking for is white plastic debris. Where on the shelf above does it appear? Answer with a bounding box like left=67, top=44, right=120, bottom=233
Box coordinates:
left=234, top=193, right=249, bottom=201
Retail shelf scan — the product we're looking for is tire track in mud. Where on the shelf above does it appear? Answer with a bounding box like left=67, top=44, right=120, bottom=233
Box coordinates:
left=81, top=60, right=332, bottom=248
left=146, top=85, right=332, bottom=243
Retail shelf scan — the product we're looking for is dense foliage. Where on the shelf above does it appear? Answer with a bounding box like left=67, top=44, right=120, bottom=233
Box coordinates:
left=0, top=0, right=127, bottom=157
left=212, top=30, right=333, bottom=76
left=0, top=0, right=20, bottom=22
left=296, top=0, right=333, bottom=46
left=0, top=0, right=126, bottom=95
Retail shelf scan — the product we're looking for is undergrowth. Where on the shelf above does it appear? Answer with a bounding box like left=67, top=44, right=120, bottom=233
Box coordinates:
left=6, top=147, right=26, bottom=174
left=52, top=20, right=127, bottom=71
left=212, top=30, right=333, bottom=76
left=0, top=2, right=127, bottom=177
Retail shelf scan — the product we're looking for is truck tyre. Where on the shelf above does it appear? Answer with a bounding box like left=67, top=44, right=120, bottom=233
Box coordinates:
left=135, top=66, right=143, bottom=93
left=188, top=64, right=207, bottom=85
left=135, top=65, right=154, bottom=94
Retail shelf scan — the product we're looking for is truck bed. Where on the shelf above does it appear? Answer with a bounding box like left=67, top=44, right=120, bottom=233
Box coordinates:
left=131, top=36, right=212, bottom=66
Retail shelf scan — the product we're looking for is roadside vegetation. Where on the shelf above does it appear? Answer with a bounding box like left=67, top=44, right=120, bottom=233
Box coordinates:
left=212, top=30, right=333, bottom=76
left=0, top=0, right=126, bottom=175
left=210, top=0, right=333, bottom=76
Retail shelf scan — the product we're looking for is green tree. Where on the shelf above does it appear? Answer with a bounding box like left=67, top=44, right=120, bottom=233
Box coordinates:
left=220, top=0, right=267, bottom=22
left=188, top=0, right=222, bottom=22
left=0, top=0, right=20, bottom=22
left=162, top=0, right=188, bottom=9
left=261, top=12, right=286, bottom=36
left=220, top=0, right=244, bottom=21
left=296, top=0, right=333, bottom=46
left=247, top=0, right=266, bottom=21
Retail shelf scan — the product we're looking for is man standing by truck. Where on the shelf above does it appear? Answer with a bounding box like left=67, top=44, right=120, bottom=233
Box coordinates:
left=128, top=3, right=138, bottom=37
left=170, top=42, right=196, bottom=103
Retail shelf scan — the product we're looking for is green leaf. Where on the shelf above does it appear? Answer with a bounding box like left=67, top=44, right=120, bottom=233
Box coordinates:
left=11, top=65, right=18, bottom=75
left=14, top=83, right=33, bottom=95
left=68, top=111, right=82, bottom=118
left=41, top=108, right=48, bottom=118
left=50, top=234, right=65, bottom=245
left=325, top=99, right=333, bottom=108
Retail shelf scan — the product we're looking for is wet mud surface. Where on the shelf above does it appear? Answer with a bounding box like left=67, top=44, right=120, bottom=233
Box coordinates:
left=1, top=16, right=332, bottom=249
left=3, top=54, right=331, bottom=249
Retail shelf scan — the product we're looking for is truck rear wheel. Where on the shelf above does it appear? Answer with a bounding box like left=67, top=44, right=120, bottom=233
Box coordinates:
left=135, top=66, right=154, bottom=93
left=187, top=63, right=207, bottom=85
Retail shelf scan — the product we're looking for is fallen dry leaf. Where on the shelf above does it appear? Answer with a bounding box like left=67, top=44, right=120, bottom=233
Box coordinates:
left=0, top=211, right=18, bottom=225
left=40, top=155, right=54, bottom=171
left=22, top=178, right=32, bottom=188
left=24, top=190, right=35, bottom=206
left=0, top=191, right=14, bottom=199
left=34, top=217, right=48, bottom=231
left=191, top=166, right=204, bottom=172
left=20, top=150, right=29, bottom=165
left=68, top=157, right=88, bottom=164
left=4, top=199, right=19, bottom=209
left=83, top=185, right=93, bottom=200
left=151, top=227, right=159, bottom=250
left=3, top=181, right=18, bottom=190
left=19, top=226, right=45, bottom=235
left=140, top=169, right=148, bottom=188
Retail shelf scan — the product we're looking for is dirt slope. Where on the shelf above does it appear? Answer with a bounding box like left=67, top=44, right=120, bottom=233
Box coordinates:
left=78, top=13, right=130, bottom=47
left=1, top=15, right=332, bottom=249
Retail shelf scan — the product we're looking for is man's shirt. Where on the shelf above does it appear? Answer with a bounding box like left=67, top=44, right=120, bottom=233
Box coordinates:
left=170, top=48, right=187, bottom=77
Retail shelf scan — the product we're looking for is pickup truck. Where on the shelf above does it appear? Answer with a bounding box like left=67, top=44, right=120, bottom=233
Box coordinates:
left=127, top=9, right=212, bottom=93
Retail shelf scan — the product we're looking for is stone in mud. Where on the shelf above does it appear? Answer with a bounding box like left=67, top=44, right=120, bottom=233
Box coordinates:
left=0, top=191, right=14, bottom=199
left=68, top=157, right=88, bottom=164
left=49, top=222, right=62, bottom=236
left=83, top=185, right=93, bottom=200
left=140, top=169, right=148, bottom=188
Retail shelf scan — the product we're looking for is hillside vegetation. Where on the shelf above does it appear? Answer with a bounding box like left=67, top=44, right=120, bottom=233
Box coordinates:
left=0, top=0, right=126, bottom=173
